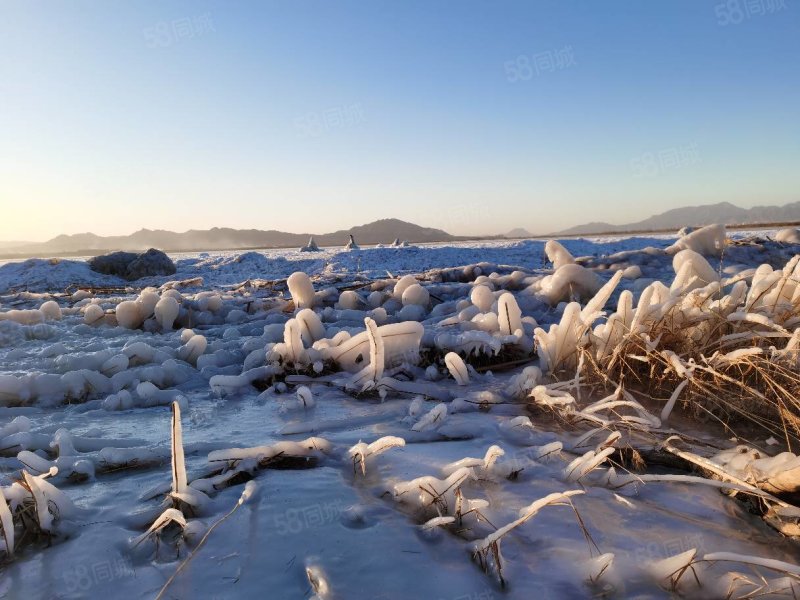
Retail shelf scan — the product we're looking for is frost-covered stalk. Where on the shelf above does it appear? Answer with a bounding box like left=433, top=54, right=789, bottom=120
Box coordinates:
left=296, top=308, right=325, bottom=345
left=584, top=553, right=616, bottom=587
left=442, top=445, right=507, bottom=480
left=22, top=470, right=54, bottom=533
left=365, top=317, right=384, bottom=382
left=393, top=467, right=474, bottom=513
left=420, top=515, right=456, bottom=531
left=648, top=548, right=698, bottom=590
left=0, top=487, right=14, bottom=556
left=171, top=401, right=187, bottom=496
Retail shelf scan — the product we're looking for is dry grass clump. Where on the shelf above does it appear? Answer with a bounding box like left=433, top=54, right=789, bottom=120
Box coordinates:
left=579, top=307, right=800, bottom=448
left=537, top=253, right=800, bottom=448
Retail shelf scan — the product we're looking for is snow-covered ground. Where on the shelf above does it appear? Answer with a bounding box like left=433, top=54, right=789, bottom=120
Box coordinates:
left=1, top=229, right=799, bottom=599
left=0, top=237, right=674, bottom=294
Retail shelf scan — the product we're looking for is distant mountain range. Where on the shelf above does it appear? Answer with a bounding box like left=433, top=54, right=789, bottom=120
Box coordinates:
left=553, top=201, right=800, bottom=236
left=5, top=202, right=800, bottom=258
left=0, top=219, right=458, bottom=258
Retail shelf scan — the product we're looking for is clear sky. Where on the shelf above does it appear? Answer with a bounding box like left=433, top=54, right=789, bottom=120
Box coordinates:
left=1, top=1, right=798, bottom=241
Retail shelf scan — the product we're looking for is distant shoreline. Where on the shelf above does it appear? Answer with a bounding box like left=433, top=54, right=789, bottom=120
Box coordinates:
left=0, top=235, right=501, bottom=261
left=543, top=220, right=800, bottom=239
left=0, top=221, right=793, bottom=262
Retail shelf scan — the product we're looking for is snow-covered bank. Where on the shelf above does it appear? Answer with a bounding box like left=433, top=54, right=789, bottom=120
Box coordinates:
left=0, top=237, right=680, bottom=294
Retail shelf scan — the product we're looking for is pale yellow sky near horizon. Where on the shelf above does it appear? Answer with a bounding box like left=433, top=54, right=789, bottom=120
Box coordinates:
left=2, top=193, right=798, bottom=244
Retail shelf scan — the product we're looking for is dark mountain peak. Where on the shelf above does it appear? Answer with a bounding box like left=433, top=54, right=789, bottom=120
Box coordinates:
left=505, top=227, right=533, bottom=238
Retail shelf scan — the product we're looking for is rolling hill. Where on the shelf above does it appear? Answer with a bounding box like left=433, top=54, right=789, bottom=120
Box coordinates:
left=554, top=201, right=800, bottom=235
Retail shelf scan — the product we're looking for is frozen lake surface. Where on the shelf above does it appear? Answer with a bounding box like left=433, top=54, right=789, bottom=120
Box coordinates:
left=1, top=229, right=799, bottom=599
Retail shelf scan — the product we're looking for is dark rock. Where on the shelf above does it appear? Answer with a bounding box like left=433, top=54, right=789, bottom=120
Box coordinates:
left=88, top=251, right=137, bottom=277
left=89, top=248, right=176, bottom=280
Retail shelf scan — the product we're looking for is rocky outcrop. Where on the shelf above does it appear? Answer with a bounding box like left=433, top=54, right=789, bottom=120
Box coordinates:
left=89, top=248, right=176, bottom=280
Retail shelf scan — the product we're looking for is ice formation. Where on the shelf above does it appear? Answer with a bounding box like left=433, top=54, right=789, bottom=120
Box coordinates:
left=666, top=223, right=726, bottom=256
left=344, top=234, right=359, bottom=250
left=155, top=296, right=179, bottom=330
left=287, top=271, right=316, bottom=309
left=535, top=263, right=603, bottom=305
left=544, top=239, right=576, bottom=269
left=711, top=446, right=800, bottom=495
left=776, top=227, right=800, bottom=244
left=444, top=352, right=469, bottom=385
left=300, top=236, right=321, bottom=252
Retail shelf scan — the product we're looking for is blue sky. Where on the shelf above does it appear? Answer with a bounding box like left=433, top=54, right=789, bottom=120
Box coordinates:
left=1, top=1, right=798, bottom=240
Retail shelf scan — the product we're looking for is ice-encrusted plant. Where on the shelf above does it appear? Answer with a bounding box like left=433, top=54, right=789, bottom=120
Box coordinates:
left=348, top=436, right=405, bottom=476
left=535, top=248, right=800, bottom=445
left=472, top=489, right=585, bottom=587
left=393, top=467, right=475, bottom=516
left=442, top=445, right=510, bottom=481
left=649, top=547, right=800, bottom=596
left=154, top=481, right=259, bottom=600
left=348, top=317, right=385, bottom=391
left=0, top=467, right=76, bottom=560
left=563, top=432, right=619, bottom=483
left=135, top=401, right=208, bottom=557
